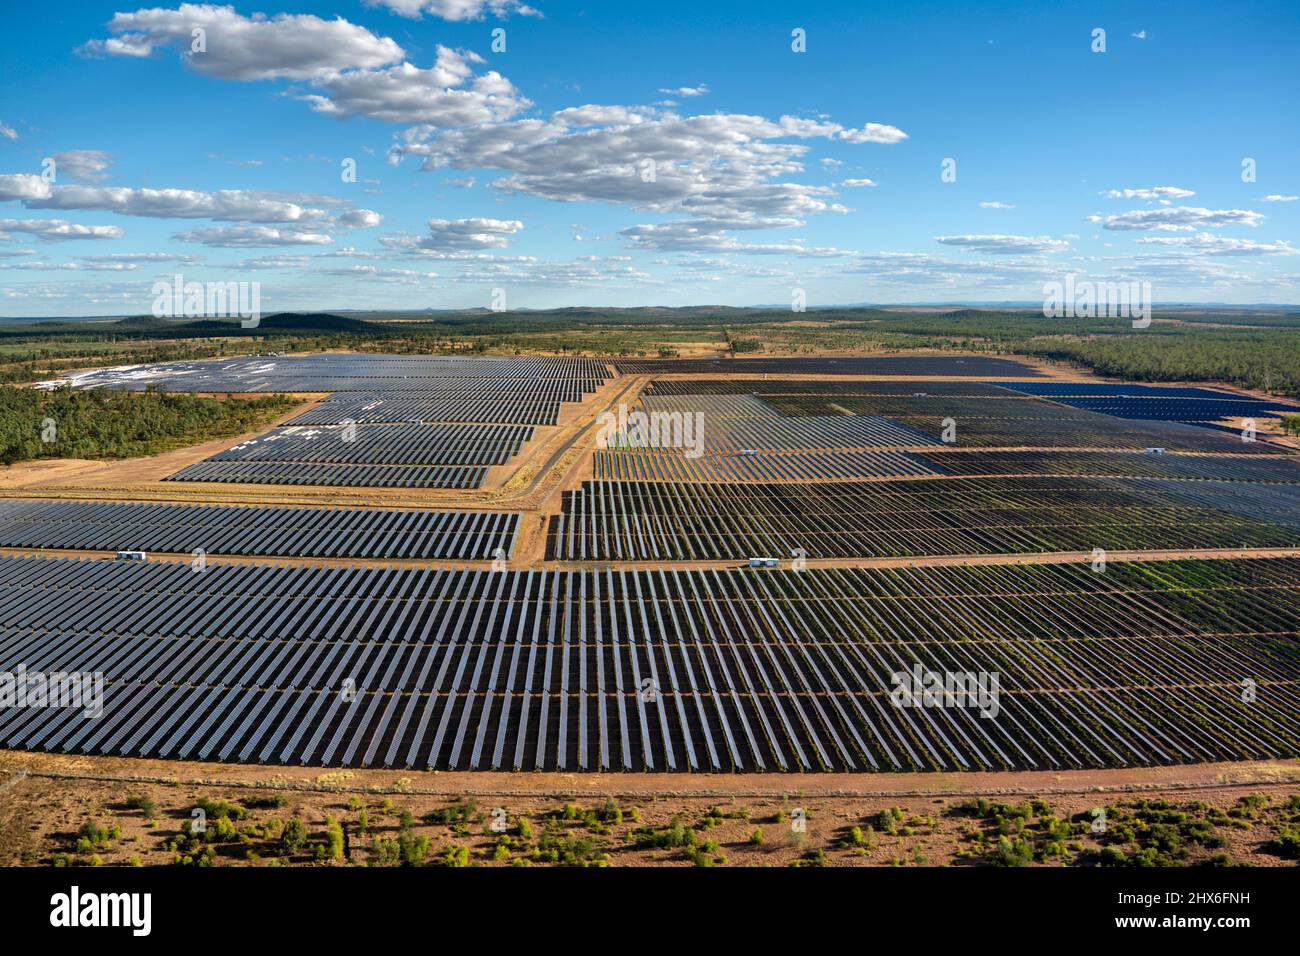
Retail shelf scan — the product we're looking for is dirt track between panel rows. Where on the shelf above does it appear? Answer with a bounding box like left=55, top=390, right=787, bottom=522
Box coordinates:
left=3, top=750, right=1298, bottom=800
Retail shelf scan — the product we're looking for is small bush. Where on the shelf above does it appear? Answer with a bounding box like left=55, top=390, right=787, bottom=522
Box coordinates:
left=281, top=817, right=307, bottom=855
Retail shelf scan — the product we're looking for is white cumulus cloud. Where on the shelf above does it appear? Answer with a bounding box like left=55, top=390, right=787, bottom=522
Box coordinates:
left=81, top=4, right=404, bottom=80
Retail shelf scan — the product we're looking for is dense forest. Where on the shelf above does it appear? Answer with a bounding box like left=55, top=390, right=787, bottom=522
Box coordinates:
left=1021, top=330, right=1300, bottom=396
left=0, top=387, right=298, bottom=465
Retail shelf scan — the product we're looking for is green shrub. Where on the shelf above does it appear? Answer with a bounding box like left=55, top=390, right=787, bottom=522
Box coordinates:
left=439, top=844, right=470, bottom=868
left=124, top=794, right=156, bottom=818
left=241, top=794, right=287, bottom=810
left=281, top=817, right=307, bottom=855
left=322, top=817, right=344, bottom=862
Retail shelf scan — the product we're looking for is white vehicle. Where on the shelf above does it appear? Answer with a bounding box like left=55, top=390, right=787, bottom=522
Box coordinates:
left=116, top=550, right=148, bottom=561
left=748, top=557, right=780, bottom=568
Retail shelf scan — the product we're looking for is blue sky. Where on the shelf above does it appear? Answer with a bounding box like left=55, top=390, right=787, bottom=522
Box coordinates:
left=1, top=0, right=1297, bottom=315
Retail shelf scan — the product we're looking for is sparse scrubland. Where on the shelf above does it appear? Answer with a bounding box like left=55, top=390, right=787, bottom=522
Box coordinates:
left=3, top=770, right=1299, bottom=869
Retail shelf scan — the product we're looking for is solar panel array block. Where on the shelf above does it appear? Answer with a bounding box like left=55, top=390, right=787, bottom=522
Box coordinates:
left=0, top=556, right=1296, bottom=772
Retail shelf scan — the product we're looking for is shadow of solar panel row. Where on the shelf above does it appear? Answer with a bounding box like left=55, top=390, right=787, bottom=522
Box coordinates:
left=550, top=476, right=1300, bottom=560
left=165, top=462, right=487, bottom=489
left=196, top=423, right=533, bottom=466
left=0, top=500, right=517, bottom=559
left=288, top=397, right=564, bottom=427
left=613, top=356, right=1043, bottom=376
left=643, top=379, right=1017, bottom=397
left=918, top=450, right=1300, bottom=483
left=903, top=413, right=1288, bottom=453
left=0, top=556, right=1295, bottom=770
left=594, top=449, right=941, bottom=482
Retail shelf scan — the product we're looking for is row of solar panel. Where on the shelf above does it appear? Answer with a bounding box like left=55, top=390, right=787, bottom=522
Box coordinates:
left=920, top=450, right=1300, bottom=482
left=612, top=356, right=1042, bottom=376
left=0, top=500, right=517, bottom=559
left=993, top=381, right=1300, bottom=421
left=898, top=414, right=1287, bottom=452
left=994, top=381, right=1263, bottom=399
left=683, top=415, right=934, bottom=453
left=165, top=461, right=488, bottom=489
left=642, top=379, right=1018, bottom=397
left=288, top=398, right=566, bottom=427
left=595, top=448, right=1300, bottom=485
left=204, top=423, right=533, bottom=467
left=593, top=448, right=940, bottom=482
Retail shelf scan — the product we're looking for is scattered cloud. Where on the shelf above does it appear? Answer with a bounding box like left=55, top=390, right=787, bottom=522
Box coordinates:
left=51, top=150, right=113, bottom=183
left=78, top=252, right=200, bottom=264
left=84, top=8, right=527, bottom=128
left=389, top=107, right=904, bottom=252
left=319, top=264, right=438, bottom=283
left=978, top=201, right=1015, bottom=209
left=620, top=220, right=851, bottom=256
left=0, top=217, right=124, bottom=241
left=0, top=174, right=52, bottom=201
left=299, top=46, right=529, bottom=125
left=934, top=234, right=1069, bottom=254
left=448, top=256, right=653, bottom=288
left=841, top=178, right=877, bottom=188
left=364, top=0, right=541, bottom=21
left=234, top=254, right=311, bottom=270
left=0, top=122, right=17, bottom=142
left=1087, top=205, right=1264, bottom=231
left=1103, top=186, right=1195, bottom=200
left=1, top=174, right=380, bottom=229
left=1134, top=232, right=1296, bottom=256
left=81, top=4, right=404, bottom=80
left=174, top=225, right=334, bottom=246
left=838, top=123, right=908, bottom=144
left=381, top=217, right=524, bottom=253
left=846, top=251, right=1062, bottom=289
left=1261, top=194, right=1297, bottom=203
left=658, top=85, right=708, bottom=97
